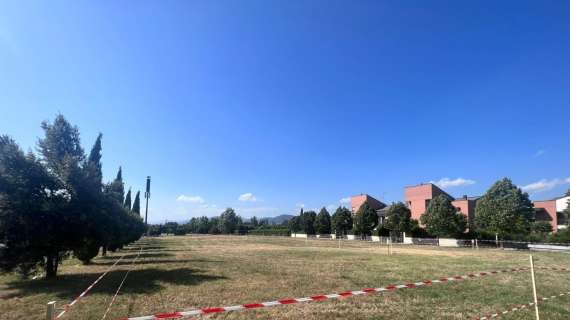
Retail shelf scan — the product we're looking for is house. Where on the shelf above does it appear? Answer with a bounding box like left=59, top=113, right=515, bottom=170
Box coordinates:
left=404, top=183, right=478, bottom=223
left=533, top=195, right=569, bottom=231
left=350, top=194, right=387, bottom=223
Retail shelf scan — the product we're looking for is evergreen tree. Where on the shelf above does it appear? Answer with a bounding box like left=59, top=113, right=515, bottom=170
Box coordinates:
left=288, top=216, right=302, bottom=233
left=331, top=207, right=353, bottom=237
left=132, top=191, right=141, bottom=215
left=301, top=210, right=317, bottom=235
left=124, top=189, right=132, bottom=211
left=251, top=216, right=259, bottom=227
left=475, top=178, right=533, bottom=237
left=384, top=202, right=413, bottom=235
left=0, top=136, right=64, bottom=277
left=353, top=201, right=378, bottom=239
left=218, top=208, right=239, bottom=234
left=420, top=195, right=466, bottom=238
left=315, top=207, right=332, bottom=235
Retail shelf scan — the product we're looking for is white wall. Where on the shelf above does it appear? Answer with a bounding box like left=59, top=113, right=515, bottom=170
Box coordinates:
left=556, top=196, right=569, bottom=212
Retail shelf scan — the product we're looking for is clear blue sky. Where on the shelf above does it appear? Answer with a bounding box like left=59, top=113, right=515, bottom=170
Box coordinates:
left=1, top=1, right=569, bottom=223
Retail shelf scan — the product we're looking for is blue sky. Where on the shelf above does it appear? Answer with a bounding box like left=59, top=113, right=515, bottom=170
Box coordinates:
left=1, top=1, right=569, bottom=223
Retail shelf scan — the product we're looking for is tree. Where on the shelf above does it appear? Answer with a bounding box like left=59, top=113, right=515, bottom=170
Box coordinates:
left=218, top=208, right=239, bottom=234
left=301, top=210, right=317, bottom=235
left=331, top=207, right=353, bottom=237
left=288, top=216, right=302, bottom=234
left=132, top=191, right=141, bottom=215
left=251, top=216, right=259, bottom=227
left=475, top=178, right=533, bottom=237
left=315, top=207, right=332, bottom=235
left=531, top=221, right=553, bottom=234
left=124, top=189, right=132, bottom=211
left=384, top=202, right=412, bottom=235
left=0, top=136, right=66, bottom=277
left=566, top=188, right=570, bottom=197
left=353, top=201, right=378, bottom=239
left=420, top=195, right=466, bottom=238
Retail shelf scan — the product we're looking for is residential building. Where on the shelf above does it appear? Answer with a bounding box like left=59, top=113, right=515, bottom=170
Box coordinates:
left=350, top=193, right=389, bottom=224
left=533, top=195, right=569, bottom=231
left=404, top=183, right=478, bottom=223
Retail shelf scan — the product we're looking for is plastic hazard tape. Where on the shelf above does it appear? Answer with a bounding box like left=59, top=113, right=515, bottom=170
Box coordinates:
left=122, top=267, right=529, bottom=320
left=56, top=253, right=127, bottom=319
left=476, top=291, right=570, bottom=319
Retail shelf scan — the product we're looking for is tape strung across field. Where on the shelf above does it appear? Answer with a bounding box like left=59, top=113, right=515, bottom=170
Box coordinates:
left=56, top=253, right=128, bottom=319
left=122, top=267, right=531, bottom=320
left=475, top=290, right=570, bottom=319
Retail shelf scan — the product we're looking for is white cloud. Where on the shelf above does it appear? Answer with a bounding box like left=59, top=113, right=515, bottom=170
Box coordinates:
left=326, top=204, right=337, bottom=212
left=533, top=149, right=546, bottom=158
left=340, top=197, right=351, bottom=204
left=238, top=193, right=257, bottom=202
left=431, top=177, right=476, bottom=189
left=176, top=195, right=205, bottom=204
left=296, top=203, right=305, bottom=208
left=521, top=177, right=570, bottom=194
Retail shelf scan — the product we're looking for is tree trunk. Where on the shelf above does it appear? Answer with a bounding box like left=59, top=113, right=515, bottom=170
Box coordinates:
left=45, top=254, right=58, bottom=279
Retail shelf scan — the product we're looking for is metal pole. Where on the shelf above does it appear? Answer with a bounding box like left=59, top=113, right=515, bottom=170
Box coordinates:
left=144, top=176, right=151, bottom=225
left=529, top=255, right=540, bottom=320
left=46, top=301, right=56, bottom=320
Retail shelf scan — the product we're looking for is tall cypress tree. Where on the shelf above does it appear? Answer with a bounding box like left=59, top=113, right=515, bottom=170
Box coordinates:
left=132, top=191, right=141, bottom=215
left=124, top=188, right=132, bottom=211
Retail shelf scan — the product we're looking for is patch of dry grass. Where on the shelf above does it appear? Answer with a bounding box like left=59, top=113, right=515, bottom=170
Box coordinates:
left=1, top=235, right=569, bottom=320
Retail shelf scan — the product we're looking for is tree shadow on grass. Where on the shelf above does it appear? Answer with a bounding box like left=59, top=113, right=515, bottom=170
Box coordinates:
left=92, top=258, right=222, bottom=266
left=98, top=252, right=175, bottom=260
left=3, top=267, right=226, bottom=300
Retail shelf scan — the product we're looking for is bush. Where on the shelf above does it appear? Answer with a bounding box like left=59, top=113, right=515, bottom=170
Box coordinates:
left=248, top=226, right=290, bottom=236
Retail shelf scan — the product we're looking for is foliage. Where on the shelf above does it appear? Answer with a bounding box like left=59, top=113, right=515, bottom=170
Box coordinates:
left=315, top=207, right=332, bottom=235
left=331, top=207, right=353, bottom=237
left=124, top=189, right=132, bottom=210
left=420, top=195, right=466, bottom=238
left=288, top=216, right=302, bottom=233
left=132, top=191, right=141, bottom=215
left=383, top=202, right=412, bottom=234
left=248, top=225, right=290, bottom=236
left=353, top=201, right=378, bottom=238
left=0, top=115, right=145, bottom=278
left=474, top=178, right=533, bottom=237
left=531, top=221, right=553, bottom=234
left=300, top=210, right=317, bottom=235
left=218, top=208, right=239, bottom=234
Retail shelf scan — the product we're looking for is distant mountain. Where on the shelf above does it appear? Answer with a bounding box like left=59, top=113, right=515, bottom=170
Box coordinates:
left=262, top=214, right=295, bottom=225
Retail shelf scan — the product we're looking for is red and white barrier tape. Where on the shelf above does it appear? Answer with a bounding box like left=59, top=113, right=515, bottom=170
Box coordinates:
left=122, top=267, right=529, bottom=320
left=476, top=290, right=570, bottom=319
left=56, top=253, right=127, bottom=319
left=101, top=247, right=144, bottom=320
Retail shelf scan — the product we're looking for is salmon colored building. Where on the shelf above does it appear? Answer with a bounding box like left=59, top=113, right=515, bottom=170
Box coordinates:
left=351, top=194, right=387, bottom=214
left=404, top=183, right=478, bottom=223
left=533, top=195, right=569, bottom=231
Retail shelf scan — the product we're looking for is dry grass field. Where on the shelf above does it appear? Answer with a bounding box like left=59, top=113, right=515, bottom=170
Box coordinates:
left=1, top=235, right=570, bottom=320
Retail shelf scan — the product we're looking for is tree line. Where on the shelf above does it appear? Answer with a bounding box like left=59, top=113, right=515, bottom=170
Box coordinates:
left=0, top=115, right=146, bottom=279
left=148, top=208, right=285, bottom=236
left=286, top=178, right=570, bottom=242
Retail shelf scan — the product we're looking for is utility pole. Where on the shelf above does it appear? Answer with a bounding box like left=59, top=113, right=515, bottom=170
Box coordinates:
left=144, top=176, right=151, bottom=225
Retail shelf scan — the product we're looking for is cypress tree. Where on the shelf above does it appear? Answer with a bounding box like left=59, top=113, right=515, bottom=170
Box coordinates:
left=132, top=191, right=141, bottom=215
left=124, top=188, right=132, bottom=211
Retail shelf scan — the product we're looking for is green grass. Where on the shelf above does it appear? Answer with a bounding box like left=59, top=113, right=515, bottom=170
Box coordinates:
left=1, top=235, right=570, bottom=319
